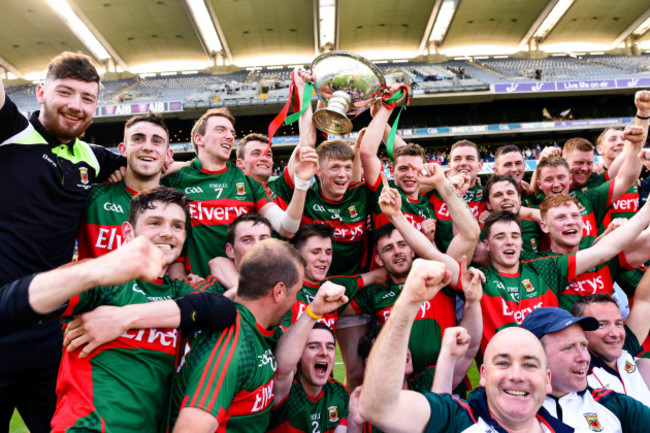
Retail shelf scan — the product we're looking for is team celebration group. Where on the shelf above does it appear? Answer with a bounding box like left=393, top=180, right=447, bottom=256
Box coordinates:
left=3, top=51, right=650, bottom=433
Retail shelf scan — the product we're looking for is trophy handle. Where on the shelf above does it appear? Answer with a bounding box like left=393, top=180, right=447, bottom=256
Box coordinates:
left=312, top=91, right=353, bottom=135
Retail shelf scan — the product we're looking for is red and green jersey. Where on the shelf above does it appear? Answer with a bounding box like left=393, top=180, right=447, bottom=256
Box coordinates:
left=569, top=180, right=615, bottom=249
left=51, top=274, right=210, bottom=433
left=350, top=275, right=457, bottom=373
left=171, top=303, right=282, bottom=433
left=283, top=276, right=363, bottom=331
left=163, top=159, right=273, bottom=277
left=586, top=172, right=640, bottom=232
left=269, top=168, right=372, bottom=276
left=367, top=174, right=436, bottom=233
left=430, top=184, right=485, bottom=253
left=479, top=254, right=574, bottom=354
left=268, top=377, right=349, bottom=433
left=480, top=217, right=541, bottom=253
left=537, top=241, right=634, bottom=311
left=77, top=181, right=135, bottom=260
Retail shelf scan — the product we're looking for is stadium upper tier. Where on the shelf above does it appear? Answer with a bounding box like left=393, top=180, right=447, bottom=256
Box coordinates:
left=8, top=55, right=650, bottom=112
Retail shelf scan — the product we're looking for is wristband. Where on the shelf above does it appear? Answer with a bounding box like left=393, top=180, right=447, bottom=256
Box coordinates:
left=294, top=176, right=311, bottom=191
left=305, top=304, right=322, bottom=320
left=636, top=114, right=650, bottom=120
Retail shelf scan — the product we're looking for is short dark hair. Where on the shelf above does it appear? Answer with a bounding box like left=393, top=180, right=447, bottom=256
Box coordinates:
left=357, top=325, right=382, bottom=361
left=292, top=223, right=335, bottom=251
left=191, top=108, right=236, bottom=154
left=237, top=133, right=270, bottom=160
left=373, top=223, right=398, bottom=248
left=226, top=213, right=272, bottom=246
left=238, top=239, right=305, bottom=300
left=317, top=140, right=354, bottom=162
left=394, top=143, right=426, bottom=164
left=124, top=112, right=169, bottom=144
left=483, top=175, right=519, bottom=203
left=312, top=322, right=336, bottom=341
left=46, top=51, right=100, bottom=84
left=571, top=294, right=619, bottom=318
left=494, top=145, right=523, bottom=162
left=482, top=210, right=521, bottom=239
left=129, top=186, right=188, bottom=226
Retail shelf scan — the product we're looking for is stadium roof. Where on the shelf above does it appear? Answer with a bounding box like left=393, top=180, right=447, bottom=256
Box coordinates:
left=1, top=0, right=649, bottom=78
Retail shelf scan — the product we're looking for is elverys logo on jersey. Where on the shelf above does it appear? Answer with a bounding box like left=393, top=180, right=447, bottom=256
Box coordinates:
left=584, top=413, right=603, bottom=432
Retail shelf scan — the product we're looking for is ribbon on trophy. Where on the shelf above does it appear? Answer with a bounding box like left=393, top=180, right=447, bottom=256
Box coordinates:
left=382, top=84, right=410, bottom=161
left=267, top=70, right=313, bottom=154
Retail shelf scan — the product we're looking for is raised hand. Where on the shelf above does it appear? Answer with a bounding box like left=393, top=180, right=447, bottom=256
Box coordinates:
left=378, top=172, right=402, bottom=219
left=310, top=281, right=349, bottom=316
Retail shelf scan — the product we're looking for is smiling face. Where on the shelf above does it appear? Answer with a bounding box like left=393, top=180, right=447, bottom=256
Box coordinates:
left=537, top=165, right=571, bottom=196
left=393, top=154, right=424, bottom=198
left=494, top=152, right=525, bottom=185
left=375, top=229, right=414, bottom=282
left=123, top=201, right=186, bottom=267
left=318, top=157, right=353, bottom=201
left=226, top=220, right=272, bottom=269
left=488, top=180, right=521, bottom=214
left=485, top=220, right=522, bottom=273
left=297, top=235, right=333, bottom=284
left=120, top=121, right=171, bottom=181
left=195, top=115, right=236, bottom=164
left=597, top=129, right=625, bottom=166
left=450, top=145, right=483, bottom=187
left=541, top=324, right=591, bottom=397
left=481, top=328, right=551, bottom=431
left=540, top=202, right=583, bottom=252
left=237, top=140, right=273, bottom=182
left=563, top=149, right=594, bottom=189
left=583, top=302, right=625, bottom=368
left=298, top=328, right=337, bottom=395
left=37, top=78, right=98, bottom=142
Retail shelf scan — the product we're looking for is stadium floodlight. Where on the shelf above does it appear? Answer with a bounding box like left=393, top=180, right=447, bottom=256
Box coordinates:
left=633, top=16, right=650, bottom=37
left=185, top=0, right=223, bottom=55
left=429, top=0, right=457, bottom=43
left=319, top=0, right=336, bottom=50
left=533, top=0, right=575, bottom=40
left=45, top=0, right=112, bottom=61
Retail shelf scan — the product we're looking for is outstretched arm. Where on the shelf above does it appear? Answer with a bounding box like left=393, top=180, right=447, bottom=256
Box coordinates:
left=286, top=69, right=316, bottom=181
left=626, top=269, right=650, bottom=346
left=379, top=175, right=460, bottom=286
left=273, top=281, right=348, bottom=403
left=610, top=123, right=647, bottom=202
left=261, top=146, right=318, bottom=238
left=576, top=198, right=650, bottom=275
left=454, top=258, right=483, bottom=386
left=431, top=327, right=472, bottom=394
left=359, top=259, right=450, bottom=433
left=360, top=101, right=393, bottom=185
left=415, top=162, right=480, bottom=261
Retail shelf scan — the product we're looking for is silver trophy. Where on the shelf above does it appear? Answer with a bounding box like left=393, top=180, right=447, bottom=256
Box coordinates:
left=310, top=51, right=386, bottom=135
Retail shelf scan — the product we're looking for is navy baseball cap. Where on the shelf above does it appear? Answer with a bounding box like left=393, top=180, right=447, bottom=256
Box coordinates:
left=521, top=307, right=599, bottom=339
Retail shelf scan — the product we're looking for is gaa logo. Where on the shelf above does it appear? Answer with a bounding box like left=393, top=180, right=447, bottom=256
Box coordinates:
left=584, top=413, right=603, bottom=432
left=184, top=186, right=204, bottom=194
left=521, top=279, right=535, bottom=293
left=328, top=406, right=339, bottom=423
left=624, top=360, right=637, bottom=373
left=103, top=202, right=124, bottom=213
left=235, top=182, right=246, bottom=196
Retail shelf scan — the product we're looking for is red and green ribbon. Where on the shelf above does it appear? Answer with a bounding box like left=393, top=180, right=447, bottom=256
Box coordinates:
left=267, top=71, right=313, bottom=154
left=382, top=84, right=410, bottom=160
